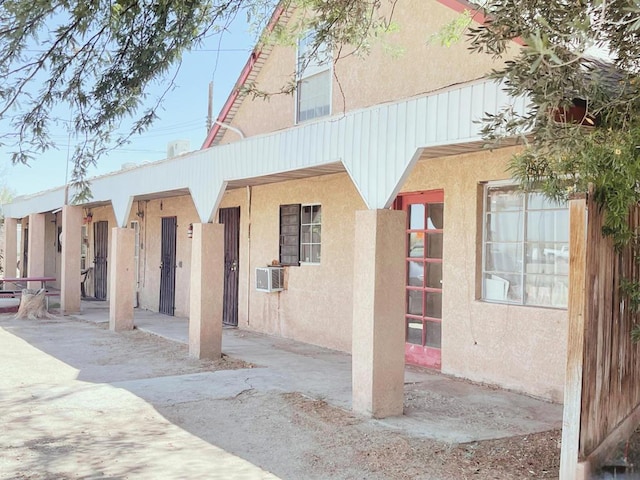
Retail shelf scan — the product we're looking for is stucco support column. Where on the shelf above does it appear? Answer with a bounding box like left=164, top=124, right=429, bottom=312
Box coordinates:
left=3, top=217, right=17, bottom=278
left=109, top=227, right=135, bottom=332
left=60, top=205, right=82, bottom=315
left=27, top=213, right=46, bottom=290
left=189, top=223, right=224, bottom=359
left=352, top=209, right=406, bottom=418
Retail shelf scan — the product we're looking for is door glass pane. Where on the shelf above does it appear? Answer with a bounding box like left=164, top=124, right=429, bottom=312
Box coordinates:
left=408, top=261, right=424, bottom=286
left=426, top=263, right=442, bottom=289
left=407, top=290, right=423, bottom=316
left=407, top=320, right=423, bottom=345
left=409, top=204, right=425, bottom=230
left=408, top=233, right=424, bottom=257
left=426, top=233, right=443, bottom=259
left=425, top=321, right=442, bottom=348
left=427, top=203, right=444, bottom=229
left=425, top=292, right=442, bottom=319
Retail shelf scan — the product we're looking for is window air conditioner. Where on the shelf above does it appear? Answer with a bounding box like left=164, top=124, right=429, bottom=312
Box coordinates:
left=256, top=266, right=285, bottom=293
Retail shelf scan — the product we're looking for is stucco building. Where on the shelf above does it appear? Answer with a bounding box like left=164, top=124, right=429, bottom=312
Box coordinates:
left=2, top=0, right=568, bottom=415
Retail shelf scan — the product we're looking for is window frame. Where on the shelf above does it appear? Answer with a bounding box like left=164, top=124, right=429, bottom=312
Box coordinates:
left=481, top=181, right=569, bottom=309
left=299, top=203, right=322, bottom=265
left=295, top=34, right=332, bottom=124
left=279, top=204, right=301, bottom=266
left=278, top=203, right=322, bottom=266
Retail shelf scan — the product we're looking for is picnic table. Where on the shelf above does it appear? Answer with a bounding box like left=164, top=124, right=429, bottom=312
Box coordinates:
left=1, top=277, right=57, bottom=310
left=2, top=276, right=56, bottom=290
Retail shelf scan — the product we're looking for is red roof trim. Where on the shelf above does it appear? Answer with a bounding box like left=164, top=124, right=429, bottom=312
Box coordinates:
left=201, top=5, right=285, bottom=149
left=201, top=0, right=522, bottom=149
left=436, top=0, right=525, bottom=45
left=436, top=0, right=488, bottom=23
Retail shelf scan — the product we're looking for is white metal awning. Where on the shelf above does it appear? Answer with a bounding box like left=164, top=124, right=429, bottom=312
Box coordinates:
left=3, top=77, right=527, bottom=226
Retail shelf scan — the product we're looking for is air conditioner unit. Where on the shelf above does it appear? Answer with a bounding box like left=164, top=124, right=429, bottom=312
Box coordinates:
left=256, top=266, right=284, bottom=293
left=167, top=139, right=190, bottom=158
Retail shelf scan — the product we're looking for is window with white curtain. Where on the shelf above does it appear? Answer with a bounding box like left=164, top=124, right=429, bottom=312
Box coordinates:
left=482, top=184, right=569, bottom=308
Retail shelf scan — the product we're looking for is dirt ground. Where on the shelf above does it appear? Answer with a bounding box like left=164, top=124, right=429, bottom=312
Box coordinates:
left=0, top=316, right=569, bottom=479
left=284, top=393, right=561, bottom=479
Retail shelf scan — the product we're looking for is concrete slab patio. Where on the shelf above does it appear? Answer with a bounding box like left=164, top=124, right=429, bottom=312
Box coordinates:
left=1, top=301, right=567, bottom=479
left=0, top=314, right=279, bottom=480
left=74, top=301, right=563, bottom=444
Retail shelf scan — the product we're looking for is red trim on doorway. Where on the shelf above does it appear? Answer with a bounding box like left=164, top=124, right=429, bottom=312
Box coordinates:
left=405, top=344, right=442, bottom=369
left=396, top=189, right=445, bottom=371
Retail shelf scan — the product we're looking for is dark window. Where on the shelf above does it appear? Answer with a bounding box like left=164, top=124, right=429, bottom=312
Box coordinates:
left=280, top=204, right=301, bottom=266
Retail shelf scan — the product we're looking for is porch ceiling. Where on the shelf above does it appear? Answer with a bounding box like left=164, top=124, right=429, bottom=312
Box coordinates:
left=132, top=188, right=191, bottom=202
left=419, top=138, right=522, bottom=160
left=4, top=78, right=528, bottom=224
left=226, top=162, right=346, bottom=189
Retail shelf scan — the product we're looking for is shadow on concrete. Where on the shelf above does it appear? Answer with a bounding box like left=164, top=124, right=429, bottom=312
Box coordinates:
left=0, top=302, right=564, bottom=479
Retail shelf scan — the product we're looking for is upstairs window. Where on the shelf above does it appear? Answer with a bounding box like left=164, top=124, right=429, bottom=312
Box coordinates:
left=482, top=184, right=569, bottom=308
left=296, top=34, right=331, bottom=123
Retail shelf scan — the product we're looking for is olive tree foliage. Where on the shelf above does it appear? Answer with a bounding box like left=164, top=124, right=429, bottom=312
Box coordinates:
left=465, top=1, right=640, bottom=246
left=0, top=0, right=391, bottom=200
left=463, top=1, right=640, bottom=339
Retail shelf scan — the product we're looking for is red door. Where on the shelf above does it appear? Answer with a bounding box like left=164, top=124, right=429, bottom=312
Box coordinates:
left=395, top=190, right=444, bottom=369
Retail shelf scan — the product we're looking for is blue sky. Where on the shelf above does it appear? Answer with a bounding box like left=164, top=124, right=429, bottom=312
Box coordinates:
left=1, top=14, right=255, bottom=197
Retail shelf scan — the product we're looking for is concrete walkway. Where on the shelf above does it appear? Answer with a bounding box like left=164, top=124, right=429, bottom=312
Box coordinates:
left=0, top=313, right=279, bottom=480
left=75, top=301, right=563, bottom=443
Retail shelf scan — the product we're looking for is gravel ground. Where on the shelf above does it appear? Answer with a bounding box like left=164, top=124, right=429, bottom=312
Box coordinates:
left=1, top=315, right=566, bottom=479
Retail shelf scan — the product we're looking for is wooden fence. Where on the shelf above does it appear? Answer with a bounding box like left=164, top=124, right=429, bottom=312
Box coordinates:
left=560, top=195, right=640, bottom=479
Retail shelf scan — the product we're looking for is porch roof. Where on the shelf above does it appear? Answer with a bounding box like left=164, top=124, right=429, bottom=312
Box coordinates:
left=3, top=77, right=527, bottom=226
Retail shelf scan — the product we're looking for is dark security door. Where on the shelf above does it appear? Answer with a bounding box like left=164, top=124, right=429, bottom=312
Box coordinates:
left=93, top=221, right=108, bottom=300
left=159, top=216, right=177, bottom=316
left=219, top=207, right=240, bottom=326
left=22, top=227, right=28, bottom=277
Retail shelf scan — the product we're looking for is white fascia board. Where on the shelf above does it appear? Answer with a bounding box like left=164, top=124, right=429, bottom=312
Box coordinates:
left=4, top=78, right=527, bottom=221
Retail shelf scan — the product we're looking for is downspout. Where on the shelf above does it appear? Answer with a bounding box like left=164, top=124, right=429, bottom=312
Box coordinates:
left=246, top=185, right=252, bottom=326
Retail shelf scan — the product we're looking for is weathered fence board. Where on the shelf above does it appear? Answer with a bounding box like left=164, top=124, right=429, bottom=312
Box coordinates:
left=561, top=194, right=640, bottom=479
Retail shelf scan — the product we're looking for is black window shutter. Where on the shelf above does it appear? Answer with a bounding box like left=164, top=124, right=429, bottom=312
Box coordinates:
left=280, top=204, right=301, bottom=266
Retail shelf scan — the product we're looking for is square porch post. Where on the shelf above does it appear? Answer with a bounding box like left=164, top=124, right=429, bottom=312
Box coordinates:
left=61, top=205, right=82, bottom=314
left=352, top=209, right=406, bottom=418
left=109, top=227, right=135, bottom=331
left=27, top=213, right=46, bottom=290
left=3, top=217, right=17, bottom=278
left=189, top=222, right=224, bottom=359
